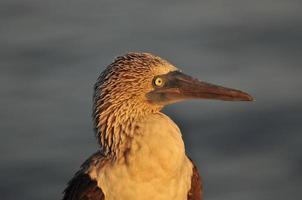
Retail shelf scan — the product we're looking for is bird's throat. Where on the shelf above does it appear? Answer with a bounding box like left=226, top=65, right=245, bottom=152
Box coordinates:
left=93, top=102, right=161, bottom=159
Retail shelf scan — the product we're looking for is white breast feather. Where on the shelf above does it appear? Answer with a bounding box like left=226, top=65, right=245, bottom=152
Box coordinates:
left=89, top=113, right=193, bottom=200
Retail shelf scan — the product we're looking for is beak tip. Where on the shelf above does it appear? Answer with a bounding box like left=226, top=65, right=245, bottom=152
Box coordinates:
left=243, top=93, right=254, bottom=101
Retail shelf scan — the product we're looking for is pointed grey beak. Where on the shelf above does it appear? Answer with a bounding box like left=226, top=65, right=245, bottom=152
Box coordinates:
left=146, top=71, right=253, bottom=105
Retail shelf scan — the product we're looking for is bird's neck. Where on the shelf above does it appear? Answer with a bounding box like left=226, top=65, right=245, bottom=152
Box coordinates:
left=93, top=101, right=161, bottom=159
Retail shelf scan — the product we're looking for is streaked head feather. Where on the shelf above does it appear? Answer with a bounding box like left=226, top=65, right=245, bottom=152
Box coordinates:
left=93, top=52, right=177, bottom=157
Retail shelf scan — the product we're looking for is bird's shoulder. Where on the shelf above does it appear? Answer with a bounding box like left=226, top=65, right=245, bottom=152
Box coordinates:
left=187, top=158, right=203, bottom=200
left=62, top=151, right=106, bottom=200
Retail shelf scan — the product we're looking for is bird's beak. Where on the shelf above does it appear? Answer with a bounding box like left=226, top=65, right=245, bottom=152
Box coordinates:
left=146, top=71, right=253, bottom=105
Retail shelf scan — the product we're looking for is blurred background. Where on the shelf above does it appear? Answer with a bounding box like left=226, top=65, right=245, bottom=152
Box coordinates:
left=1, top=0, right=301, bottom=199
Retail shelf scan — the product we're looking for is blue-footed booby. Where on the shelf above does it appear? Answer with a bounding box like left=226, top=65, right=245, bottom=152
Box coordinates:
left=62, top=52, right=253, bottom=200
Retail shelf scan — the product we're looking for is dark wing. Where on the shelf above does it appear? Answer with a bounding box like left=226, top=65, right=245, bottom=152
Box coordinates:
left=62, top=152, right=105, bottom=200
left=187, top=159, right=203, bottom=200
left=63, top=171, right=104, bottom=200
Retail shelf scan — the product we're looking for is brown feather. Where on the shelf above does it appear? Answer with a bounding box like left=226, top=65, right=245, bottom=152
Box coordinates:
left=62, top=152, right=105, bottom=200
left=187, top=159, right=203, bottom=200
left=62, top=173, right=104, bottom=200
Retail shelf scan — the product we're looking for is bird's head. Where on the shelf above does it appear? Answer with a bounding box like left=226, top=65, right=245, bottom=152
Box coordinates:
left=94, top=52, right=252, bottom=114
left=93, top=52, right=253, bottom=155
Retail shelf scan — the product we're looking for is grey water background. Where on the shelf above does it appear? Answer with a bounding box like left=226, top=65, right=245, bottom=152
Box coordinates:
left=1, top=0, right=302, bottom=199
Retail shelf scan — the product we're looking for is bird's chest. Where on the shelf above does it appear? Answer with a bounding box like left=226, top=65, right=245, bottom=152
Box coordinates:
left=93, top=114, right=193, bottom=200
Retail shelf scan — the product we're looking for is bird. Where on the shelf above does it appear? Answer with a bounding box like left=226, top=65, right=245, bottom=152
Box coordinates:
left=62, top=52, right=253, bottom=200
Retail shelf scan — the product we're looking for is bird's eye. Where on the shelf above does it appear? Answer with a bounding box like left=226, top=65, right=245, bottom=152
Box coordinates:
left=153, top=77, right=164, bottom=87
